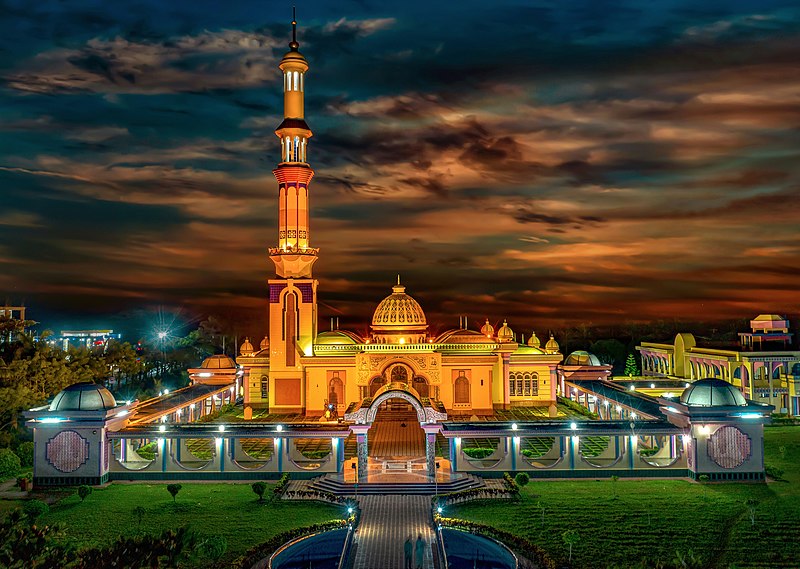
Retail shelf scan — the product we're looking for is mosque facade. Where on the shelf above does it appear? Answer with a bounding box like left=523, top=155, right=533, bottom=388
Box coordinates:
left=235, top=22, right=564, bottom=419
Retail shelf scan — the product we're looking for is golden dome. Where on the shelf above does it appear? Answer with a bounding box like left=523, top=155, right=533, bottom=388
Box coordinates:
left=240, top=337, right=254, bottom=356
left=371, top=280, right=427, bottom=331
left=497, top=320, right=514, bottom=342
left=528, top=332, right=541, bottom=348
left=259, top=336, right=269, bottom=350
left=480, top=319, right=495, bottom=338
left=544, top=333, right=560, bottom=354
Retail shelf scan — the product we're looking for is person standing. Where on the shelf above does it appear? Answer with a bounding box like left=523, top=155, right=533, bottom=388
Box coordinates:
left=415, top=533, right=425, bottom=569
left=404, top=535, right=413, bottom=569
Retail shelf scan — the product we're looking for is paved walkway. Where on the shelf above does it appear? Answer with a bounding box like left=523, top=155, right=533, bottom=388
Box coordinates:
left=353, top=495, right=435, bottom=569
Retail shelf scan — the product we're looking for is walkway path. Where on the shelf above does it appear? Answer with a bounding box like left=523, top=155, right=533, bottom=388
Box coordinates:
left=353, top=495, right=435, bottom=569
left=370, top=407, right=425, bottom=457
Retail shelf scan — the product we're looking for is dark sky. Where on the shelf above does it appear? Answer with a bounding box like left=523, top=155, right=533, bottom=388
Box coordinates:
left=1, top=0, right=799, bottom=339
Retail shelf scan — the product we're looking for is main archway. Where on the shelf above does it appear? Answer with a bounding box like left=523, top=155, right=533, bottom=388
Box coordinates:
left=367, top=383, right=426, bottom=459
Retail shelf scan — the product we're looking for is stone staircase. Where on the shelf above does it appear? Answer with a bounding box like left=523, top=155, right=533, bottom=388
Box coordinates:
left=310, top=473, right=484, bottom=495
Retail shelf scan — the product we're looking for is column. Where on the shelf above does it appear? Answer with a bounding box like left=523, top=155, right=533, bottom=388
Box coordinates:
left=502, top=354, right=510, bottom=409
left=423, top=425, right=440, bottom=480
left=351, top=425, right=370, bottom=483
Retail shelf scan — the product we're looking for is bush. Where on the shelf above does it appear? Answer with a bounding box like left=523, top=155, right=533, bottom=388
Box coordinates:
left=0, top=448, right=21, bottom=477
left=515, top=472, right=530, bottom=488
left=251, top=481, right=267, bottom=502
left=23, top=499, right=49, bottom=520
left=167, top=484, right=182, bottom=503
left=77, top=485, right=92, bottom=502
left=16, top=442, right=34, bottom=468
left=765, top=464, right=785, bottom=481
left=462, top=447, right=495, bottom=459
left=196, top=535, right=227, bottom=560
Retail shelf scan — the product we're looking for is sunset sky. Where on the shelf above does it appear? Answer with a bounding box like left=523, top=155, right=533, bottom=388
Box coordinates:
left=1, top=0, right=799, bottom=338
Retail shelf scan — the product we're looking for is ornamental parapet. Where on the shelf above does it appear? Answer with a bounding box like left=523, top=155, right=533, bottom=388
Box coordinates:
left=313, top=342, right=500, bottom=354
left=269, top=247, right=320, bottom=256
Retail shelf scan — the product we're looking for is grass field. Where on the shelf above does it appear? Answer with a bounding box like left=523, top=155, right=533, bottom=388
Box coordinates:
left=448, top=426, right=800, bottom=569
left=32, top=483, right=342, bottom=567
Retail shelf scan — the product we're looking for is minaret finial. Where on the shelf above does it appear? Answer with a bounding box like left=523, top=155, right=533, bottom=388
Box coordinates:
left=290, top=6, right=298, bottom=49
left=397, top=274, right=401, bottom=285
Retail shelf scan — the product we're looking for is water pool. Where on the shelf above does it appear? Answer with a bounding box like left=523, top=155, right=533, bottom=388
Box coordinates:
left=270, top=528, right=348, bottom=569
left=441, top=528, right=516, bottom=569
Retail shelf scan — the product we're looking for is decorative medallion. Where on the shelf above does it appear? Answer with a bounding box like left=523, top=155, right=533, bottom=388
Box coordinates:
left=46, top=430, right=90, bottom=473
left=707, top=426, right=751, bottom=469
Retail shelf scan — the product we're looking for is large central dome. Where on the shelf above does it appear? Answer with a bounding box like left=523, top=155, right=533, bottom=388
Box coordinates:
left=371, top=280, right=428, bottom=343
left=372, top=283, right=426, bottom=327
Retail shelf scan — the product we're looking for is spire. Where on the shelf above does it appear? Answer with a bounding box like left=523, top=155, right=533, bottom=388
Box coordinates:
left=397, top=274, right=401, bottom=286
left=290, top=6, right=299, bottom=50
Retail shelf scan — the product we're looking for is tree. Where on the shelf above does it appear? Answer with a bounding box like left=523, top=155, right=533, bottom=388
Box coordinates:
left=251, top=481, right=267, bottom=502
left=0, top=448, right=21, bottom=476
left=16, top=441, right=34, bottom=468
left=745, top=498, right=758, bottom=527
left=77, top=485, right=92, bottom=502
left=624, top=353, right=639, bottom=377
left=514, top=472, right=530, bottom=489
left=132, top=506, right=146, bottom=531
left=589, top=339, right=627, bottom=371
left=167, top=483, right=182, bottom=503
left=562, top=529, right=580, bottom=562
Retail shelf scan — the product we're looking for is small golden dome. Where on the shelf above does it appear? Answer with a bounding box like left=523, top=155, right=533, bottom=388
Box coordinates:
left=544, top=333, right=560, bottom=354
left=497, top=320, right=514, bottom=342
left=480, top=318, right=495, bottom=338
left=259, top=336, right=270, bottom=350
left=528, top=332, right=541, bottom=348
left=240, top=337, right=254, bottom=356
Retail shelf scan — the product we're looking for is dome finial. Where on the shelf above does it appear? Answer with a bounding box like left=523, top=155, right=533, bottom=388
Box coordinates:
left=289, top=6, right=299, bottom=50
left=397, top=273, right=401, bottom=286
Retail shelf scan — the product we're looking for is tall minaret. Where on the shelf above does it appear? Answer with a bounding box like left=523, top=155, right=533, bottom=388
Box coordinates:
left=267, top=11, right=318, bottom=411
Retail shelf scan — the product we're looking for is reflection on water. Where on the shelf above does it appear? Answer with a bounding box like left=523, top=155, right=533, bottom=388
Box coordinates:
left=271, top=528, right=347, bottom=569
left=442, top=528, right=516, bottom=569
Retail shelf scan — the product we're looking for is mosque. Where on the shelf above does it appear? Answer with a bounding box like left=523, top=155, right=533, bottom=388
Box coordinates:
left=23, top=17, right=780, bottom=489
left=234, top=20, right=570, bottom=420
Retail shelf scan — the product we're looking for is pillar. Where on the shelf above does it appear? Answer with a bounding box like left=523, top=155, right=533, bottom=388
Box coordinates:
left=351, top=425, right=370, bottom=483
left=502, top=354, right=510, bottom=409
left=423, top=424, right=440, bottom=480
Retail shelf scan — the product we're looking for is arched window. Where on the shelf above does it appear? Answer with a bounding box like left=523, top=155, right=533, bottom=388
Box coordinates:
left=260, top=375, right=269, bottom=399
left=369, top=376, right=386, bottom=397
left=454, top=374, right=469, bottom=404
left=329, top=375, right=344, bottom=407
left=293, top=71, right=298, bottom=91
left=412, top=376, right=429, bottom=398
left=299, top=72, right=304, bottom=91
left=391, top=366, right=409, bottom=383
left=509, top=372, right=516, bottom=396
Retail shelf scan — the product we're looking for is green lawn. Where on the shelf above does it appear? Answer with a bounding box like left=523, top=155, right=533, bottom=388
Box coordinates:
left=447, top=426, right=800, bottom=569
left=34, top=483, right=342, bottom=567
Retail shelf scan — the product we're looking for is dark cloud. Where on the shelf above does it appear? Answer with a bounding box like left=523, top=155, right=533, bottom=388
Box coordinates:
left=1, top=1, right=799, bottom=334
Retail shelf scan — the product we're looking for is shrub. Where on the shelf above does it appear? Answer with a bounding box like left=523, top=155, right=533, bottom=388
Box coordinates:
left=166, top=484, right=182, bottom=503
left=77, top=485, right=92, bottom=502
left=765, top=464, right=785, bottom=481
left=196, top=535, right=227, bottom=560
left=462, top=447, right=495, bottom=459
left=272, top=473, right=290, bottom=501
left=132, top=505, right=146, bottom=529
left=16, top=442, right=34, bottom=468
left=0, top=448, right=21, bottom=477
left=515, top=472, right=530, bottom=488
left=251, top=481, right=267, bottom=502
left=23, top=499, right=49, bottom=520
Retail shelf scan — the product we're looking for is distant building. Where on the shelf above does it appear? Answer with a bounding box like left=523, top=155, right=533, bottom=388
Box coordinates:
left=638, top=315, right=800, bottom=415
left=0, top=306, right=28, bottom=343
left=57, top=330, right=122, bottom=351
